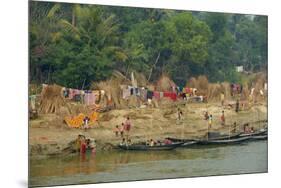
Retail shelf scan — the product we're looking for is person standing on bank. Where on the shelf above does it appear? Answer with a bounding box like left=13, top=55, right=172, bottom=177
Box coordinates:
left=124, top=117, right=132, bottom=140
left=235, top=99, right=240, bottom=113
left=220, top=92, right=225, bottom=107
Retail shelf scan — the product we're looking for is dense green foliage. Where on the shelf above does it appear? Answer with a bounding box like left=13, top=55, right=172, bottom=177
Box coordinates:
left=29, top=1, right=267, bottom=88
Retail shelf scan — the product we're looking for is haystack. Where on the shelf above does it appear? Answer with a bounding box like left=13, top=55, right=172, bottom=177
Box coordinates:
left=93, top=76, right=128, bottom=109
left=220, top=82, right=231, bottom=100
left=207, top=83, right=222, bottom=102
left=250, top=72, right=267, bottom=102
left=240, top=84, right=250, bottom=101
left=188, top=77, right=198, bottom=88
left=197, top=76, right=209, bottom=95
left=134, top=72, right=149, bottom=87
left=155, top=75, right=176, bottom=91
left=38, top=84, right=69, bottom=114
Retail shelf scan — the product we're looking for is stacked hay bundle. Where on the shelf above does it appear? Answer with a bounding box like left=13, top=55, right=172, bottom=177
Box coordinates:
left=220, top=82, right=231, bottom=100
left=207, top=83, right=222, bottom=102
left=188, top=77, right=198, bottom=88
left=251, top=72, right=267, bottom=102
left=155, top=74, right=176, bottom=92
left=240, top=84, right=250, bottom=101
left=92, top=71, right=131, bottom=109
left=134, top=72, right=149, bottom=87
left=196, top=75, right=209, bottom=96
left=38, top=84, right=70, bottom=114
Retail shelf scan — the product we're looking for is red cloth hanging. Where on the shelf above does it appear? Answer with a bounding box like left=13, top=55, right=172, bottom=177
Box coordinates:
left=164, top=92, right=177, bottom=101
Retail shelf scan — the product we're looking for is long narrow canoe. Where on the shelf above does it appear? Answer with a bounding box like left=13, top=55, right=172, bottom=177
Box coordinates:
left=250, top=134, right=268, bottom=141
left=196, top=136, right=252, bottom=145
left=166, top=132, right=241, bottom=143
left=239, top=129, right=267, bottom=138
left=118, top=142, right=183, bottom=151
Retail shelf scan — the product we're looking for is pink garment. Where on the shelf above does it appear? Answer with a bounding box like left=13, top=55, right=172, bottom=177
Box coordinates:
left=122, top=88, right=131, bottom=99
left=153, top=91, right=160, bottom=100
left=68, top=89, right=82, bottom=99
left=84, top=93, right=96, bottom=105
left=68, top=89, right=75, bottom=99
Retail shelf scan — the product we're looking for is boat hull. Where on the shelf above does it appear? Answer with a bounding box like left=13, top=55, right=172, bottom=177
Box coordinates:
left=118, top=142, right=183, bottom=151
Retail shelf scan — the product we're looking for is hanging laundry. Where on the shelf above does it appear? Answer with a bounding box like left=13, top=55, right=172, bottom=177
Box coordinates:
left=135, top=87, right=140, bottom=96
left=159, top=92, right=164, bottom=98
left=140, top=88, right=147, bottom=100
left=122, top=88, right=131, bottom=99
left=153, top=91, right=160, bottom=100
left=68, top=88, right=74, bottom=99
left=164, top=92, right=177, bottom=101
left=147, top=90, right=153, bottom=99
left=84, top=91, right=96, bottom=106
left=29, top=95, right=36, bottom=110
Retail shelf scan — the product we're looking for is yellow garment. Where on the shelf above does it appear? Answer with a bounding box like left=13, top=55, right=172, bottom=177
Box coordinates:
left=64, top=112, right=99, bottom=128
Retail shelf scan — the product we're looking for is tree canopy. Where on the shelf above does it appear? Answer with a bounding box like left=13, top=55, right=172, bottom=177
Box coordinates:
left=29, top=1, right=268, bottom=89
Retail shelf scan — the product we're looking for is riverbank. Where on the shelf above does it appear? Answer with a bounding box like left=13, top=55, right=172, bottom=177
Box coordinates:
left=29, top=102, right=267, bottom=157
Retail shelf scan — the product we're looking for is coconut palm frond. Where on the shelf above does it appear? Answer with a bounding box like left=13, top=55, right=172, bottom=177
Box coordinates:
left=47, top=4, right=61, bottom=18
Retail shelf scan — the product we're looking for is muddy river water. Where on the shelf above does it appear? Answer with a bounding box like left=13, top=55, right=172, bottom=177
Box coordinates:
left=29, top=140, right=267, bottom=187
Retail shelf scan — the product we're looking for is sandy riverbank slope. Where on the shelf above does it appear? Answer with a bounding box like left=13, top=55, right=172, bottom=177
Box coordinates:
left=29, top=102, right=267, bottom=156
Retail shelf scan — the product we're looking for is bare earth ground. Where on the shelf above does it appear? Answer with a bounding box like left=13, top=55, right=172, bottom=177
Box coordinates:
left=29, top=102, right=267, bottom=156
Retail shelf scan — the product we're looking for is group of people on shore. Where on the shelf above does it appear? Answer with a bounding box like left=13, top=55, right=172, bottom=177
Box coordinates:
left=75, top=134, right=96, bottom=154
left=203, top=110, right=226, bottom=129
left=114, top=117, right=132, bottom=145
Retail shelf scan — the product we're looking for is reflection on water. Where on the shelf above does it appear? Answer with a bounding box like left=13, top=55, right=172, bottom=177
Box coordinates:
left=29, top=141, right=267, bottom=187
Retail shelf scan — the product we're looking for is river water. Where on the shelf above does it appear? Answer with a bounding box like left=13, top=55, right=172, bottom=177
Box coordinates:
left=29, top=140, right=267, bottom=187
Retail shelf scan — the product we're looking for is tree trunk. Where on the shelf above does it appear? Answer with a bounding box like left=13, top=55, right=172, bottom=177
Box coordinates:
left=72, top=9, right=76, bottom=26
left=148, top=52, right=161, bottom=82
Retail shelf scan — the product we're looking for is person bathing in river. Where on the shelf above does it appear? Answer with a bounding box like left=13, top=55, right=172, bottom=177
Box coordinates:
left=221, top=111, right=225, bottom=126
left=76, top=135, right=82, bottom=152
left=80, top=137, right=87, bottom=154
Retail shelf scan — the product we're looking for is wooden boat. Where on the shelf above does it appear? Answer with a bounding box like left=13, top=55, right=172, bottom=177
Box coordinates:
left=250, top=134, right=268, bottom=141
left=165, top=137, right=196, bottom=143
left=118, top=142, right=183, bottom=151
left=239, top=129, right=267, bottom=138
left=166, top=132, right=241, bottom=143
left=196, top=136, right=252, bottom=145
left=206, top=132, right=241, bottom=140
left=181, top=140, right=198, bottom=147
